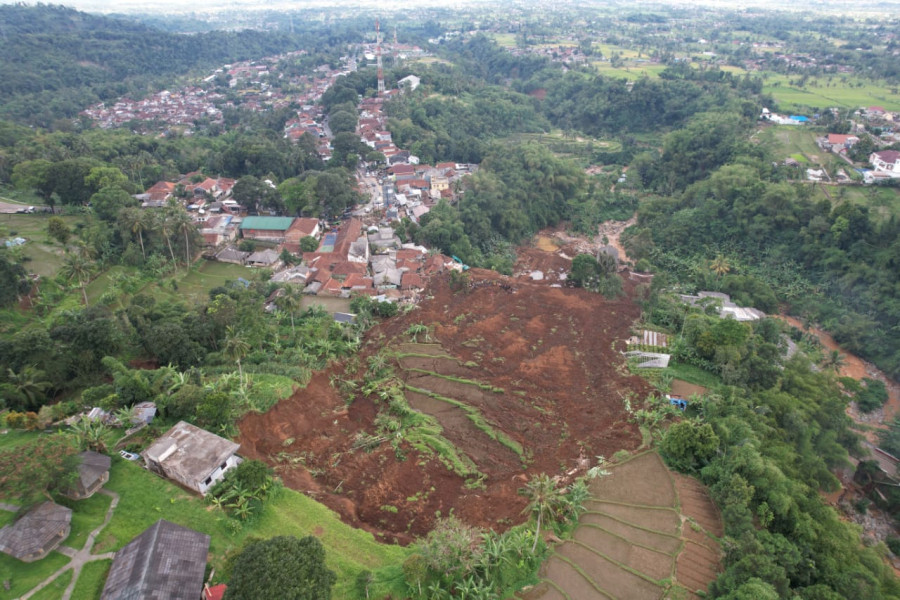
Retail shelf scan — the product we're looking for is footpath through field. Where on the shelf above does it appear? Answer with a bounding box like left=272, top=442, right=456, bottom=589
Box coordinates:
left=522, top=451, right=723, bottom=600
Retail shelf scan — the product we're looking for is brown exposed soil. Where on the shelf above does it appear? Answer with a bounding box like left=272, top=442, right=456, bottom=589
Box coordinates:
left=777, top=315, right=900, bottom=431
left=670, top=379, right=708, bottom=399
left=238, top=247, right=650, bottom=543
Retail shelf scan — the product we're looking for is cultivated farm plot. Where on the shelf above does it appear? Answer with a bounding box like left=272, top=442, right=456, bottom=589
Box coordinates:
left=525, top=451, right=723, bottom=600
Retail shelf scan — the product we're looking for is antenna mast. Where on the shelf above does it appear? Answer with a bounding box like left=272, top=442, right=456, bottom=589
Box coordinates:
left=376, top=20, right=385, bottom=96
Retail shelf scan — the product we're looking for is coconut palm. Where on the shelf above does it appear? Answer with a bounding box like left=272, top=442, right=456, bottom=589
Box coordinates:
left=709, top=254, right=731, bottom=281
left=520, top=474, right=567, bottom=553
left=5, top=365, right=51, bottom=409
left=60, top=252, right=93, bottom=306
left=172, top=209, right=195, bottom=269
left=223, top=326, right=250, bottom=388
left=155, top=210, right=178, bottom=266
left=121, top=208, right=148, bottom=260
left=276, top=289, right=302, bottom=334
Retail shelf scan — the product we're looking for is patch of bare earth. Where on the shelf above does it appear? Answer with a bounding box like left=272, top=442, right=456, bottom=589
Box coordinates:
left=238, top=255, right=650, bottom=542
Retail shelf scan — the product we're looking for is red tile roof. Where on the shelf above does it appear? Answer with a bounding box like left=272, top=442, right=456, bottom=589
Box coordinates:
left=396, top=248, right=425, bottom=260
left=401, top=272, right=426, bottom=290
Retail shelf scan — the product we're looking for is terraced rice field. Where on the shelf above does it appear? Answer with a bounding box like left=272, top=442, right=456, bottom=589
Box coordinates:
left=523, top=451, right=723, bottom=600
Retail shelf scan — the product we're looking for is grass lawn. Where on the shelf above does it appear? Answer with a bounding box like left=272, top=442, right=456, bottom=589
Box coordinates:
left=56, top=492, right=112, bottom=551
left=593, top=62, right=666, bottom=80
left=0, top=429, right=38, bottom=451
left=0, top=213, right=84, bottom=279
left=0, top=551, right=69, bottom=600
left=665, top=362, right=722, bottom=389
left=0, top=510, right=13, bottom=529
left=28, top=570, right=72, bottom=600
left=762, top=73, right=900, bottom=112
left=490, top=32, right=517, bottom=47
left=69, top=560, right=110, bottom=600
left=140, top=260, right=251, bottom=305
left=831, top=185, right=900, bottom=220
left=96, top=458, right=409, bottom=598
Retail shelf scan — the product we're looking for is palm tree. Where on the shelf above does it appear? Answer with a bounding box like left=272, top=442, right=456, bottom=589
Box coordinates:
left=60, top=253, right=93, bottom=306
left=6, top=365, right=51, bottom=409
left=223, top=326, right=250, bottom=388
left=172, top=209, right=195, bottom=269
left=121, top=208, right=147, bottom=260
left=155, top=211, right=178, bottom=266
left=520, top=474, right=567, bottom=553
left=709, top=254, right=731, bottom=282
left=276, top=289, right=302, bottom=334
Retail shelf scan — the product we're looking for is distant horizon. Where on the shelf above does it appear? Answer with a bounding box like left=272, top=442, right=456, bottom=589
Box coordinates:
left=2, top=0, right=899, bottom=16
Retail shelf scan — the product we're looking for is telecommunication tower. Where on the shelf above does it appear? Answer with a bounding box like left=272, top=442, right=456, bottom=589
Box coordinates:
left=376, top=20, right=385, bottom=95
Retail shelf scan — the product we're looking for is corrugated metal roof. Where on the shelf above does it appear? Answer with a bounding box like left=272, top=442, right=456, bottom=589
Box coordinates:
left=239, top=216, right=295, bottom=231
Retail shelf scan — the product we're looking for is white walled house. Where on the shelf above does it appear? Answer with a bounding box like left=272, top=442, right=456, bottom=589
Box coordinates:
left=143, top=421, right=241, bottom=495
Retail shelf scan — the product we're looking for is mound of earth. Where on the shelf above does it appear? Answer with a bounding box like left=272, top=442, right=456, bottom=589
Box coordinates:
left=238, top=262, right=651, bottom=543
left=523, top=451, right=723, bottom=600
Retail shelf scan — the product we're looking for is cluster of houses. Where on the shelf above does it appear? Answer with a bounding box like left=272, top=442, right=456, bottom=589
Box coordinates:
left=214, top=215, right=454, bottom=304
left=0, top=420, right=240, bottom=599
left=82, top=48, right=356, bottom=134
left=81, top=88, right=225, bottom=131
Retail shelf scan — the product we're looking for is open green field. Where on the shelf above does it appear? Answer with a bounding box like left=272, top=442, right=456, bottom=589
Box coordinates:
left=503, top=131, right=622, bottom=164
left=593, top=62, right=668, bottom=80
left=813, top=184, right=900, bottom=221
left=139, top=259, right=251, bottom=304
left=0, top=213, right=86, bottom=278
left=762, top=73, right=900, bottom=112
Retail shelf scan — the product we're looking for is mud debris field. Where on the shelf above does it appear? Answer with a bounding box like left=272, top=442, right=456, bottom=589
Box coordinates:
left=239, top=257, right=654, bottom=543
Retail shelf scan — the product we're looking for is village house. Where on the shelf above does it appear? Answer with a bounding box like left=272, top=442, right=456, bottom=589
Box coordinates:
left=63, top=451, right=111, bottom=500
left=101, top=519, right=210, bottom=600
left=824, top=133, right=859, bottom=153
left=282, top=217, right=322, bottom=253
left=142, top=421, right=241, bottom=495
left=870, top=150, right=900, bottom=175
left=0, top=502, right=72, bottom=563
left=240, top=216, right=296, bottom=243
left=247, top=248, right=282, bottom=268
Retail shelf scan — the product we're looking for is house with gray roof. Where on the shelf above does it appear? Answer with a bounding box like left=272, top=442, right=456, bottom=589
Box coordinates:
left=0, top=502, right=71, bottom=562
left=143, top=421, right=241, bottom=496
left=246, top=248, right=281, bottom=268
left=63, top=451, right=111, bottom=500
left=101, top=519, right=210, bottom=600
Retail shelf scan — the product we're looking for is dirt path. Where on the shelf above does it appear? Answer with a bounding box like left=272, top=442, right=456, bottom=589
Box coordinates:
left=597, top=214, right=637, bottom=264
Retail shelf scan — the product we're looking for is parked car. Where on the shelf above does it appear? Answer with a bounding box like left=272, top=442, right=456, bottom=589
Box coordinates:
left=119, top=450, right=140, bottom=461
